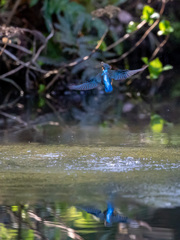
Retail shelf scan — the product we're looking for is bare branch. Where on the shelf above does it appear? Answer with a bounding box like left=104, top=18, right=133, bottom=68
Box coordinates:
left=45, top=28, right=108, bottom=90
left=0, top=65, right=24, bottom=79
left=0, top=111, right=27, bottom=126
left=106, top=20, right=146, bottom=51
left=0, top=40, right=32, bottom=55
left=6, top=0, right=21, bottom=26
left=28, top=211, right=84, bottom=240
left=107, top=0, right=166, bottom=64
left=150, top=34, right=169, bottom=61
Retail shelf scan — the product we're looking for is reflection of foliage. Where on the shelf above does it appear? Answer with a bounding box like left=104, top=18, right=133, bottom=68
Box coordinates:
left=150, top=114, right=173, bottom=133
left=0, top=224, right=16, bottom=240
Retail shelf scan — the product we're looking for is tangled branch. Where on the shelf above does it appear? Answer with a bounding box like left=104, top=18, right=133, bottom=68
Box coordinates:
left=107, top=0, right=167, bottom=64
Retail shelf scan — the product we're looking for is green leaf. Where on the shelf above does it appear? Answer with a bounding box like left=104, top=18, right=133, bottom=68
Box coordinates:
left=141, top=57, right=149, bottom=65
left=158, top=20, right=174, bottom=35
left=149, top=57, right=163, bottom=79
left=162, top=64, right=173, bottom=71
left=141, top=5, right=155, bottom=25
left=126, top=21, right=138, bottom=33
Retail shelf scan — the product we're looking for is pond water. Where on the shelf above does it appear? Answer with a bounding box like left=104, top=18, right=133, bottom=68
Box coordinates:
left=0, top=125, right=180, bottom=239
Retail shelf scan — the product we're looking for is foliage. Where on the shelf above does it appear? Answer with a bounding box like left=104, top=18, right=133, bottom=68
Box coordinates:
left=141, top=5, right=159, bottom=25
left=0, top=224, right=17, bottom=240
left=142, top=57, right=173, bottom=80
left=0, top=0, right=177, bottom=110
left=150, top=114, right=173, bottom=133
left=158, top=20, right=174, bottom=36
left=126, top=21, right=139, bottom=33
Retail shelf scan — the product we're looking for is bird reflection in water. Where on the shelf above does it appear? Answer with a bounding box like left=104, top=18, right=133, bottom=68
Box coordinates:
left=79, top=201, right=150, bottom=229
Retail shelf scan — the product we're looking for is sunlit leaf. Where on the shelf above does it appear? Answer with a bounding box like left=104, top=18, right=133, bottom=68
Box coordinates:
left=149, top=57, right=163, bottom=79
left=141, top=5, right=155, bottom=25
left=162, top=65, right=173, bottom=71
left=141, top=57, right=149, bottom=65
left=158, top=20, right=174, bottom=36
left=126, top=21, right=138, bottom=33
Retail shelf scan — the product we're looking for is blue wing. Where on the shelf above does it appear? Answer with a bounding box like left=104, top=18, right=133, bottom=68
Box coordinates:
left=111, top=214, right=129, bottom=223
left=108, top=67, right=146, bottom=81
left=69, top=73, right=101, bottom=91
left=80, top=207, right=104, bottom=219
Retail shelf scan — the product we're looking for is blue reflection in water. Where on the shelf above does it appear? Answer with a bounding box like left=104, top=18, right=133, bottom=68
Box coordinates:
left=79, top=202, right=130, bottom=227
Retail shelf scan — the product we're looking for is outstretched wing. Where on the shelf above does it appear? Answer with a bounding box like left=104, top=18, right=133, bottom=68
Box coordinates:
left=109, top=67, right=146, bottom=81
left=79, top=207, right=104, bottom=219
left=69, top=81, right=100, bottom=90
left=111, top=214, right=129, bottom=223
left=69, top=73, right=102, bottom=91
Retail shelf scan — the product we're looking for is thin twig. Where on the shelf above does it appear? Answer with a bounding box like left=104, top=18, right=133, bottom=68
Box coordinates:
left=107, top=0, right=166, bottom=64
left=30, top=28, right=54, bottom=64
left=106, top=20, right=146, bottom=51
left=0, top=47, right=47, bottom=73
left=0, top=28, right=54, bottom=80
left=0, top=40, right=32, bottom=54
left=6, top=0, right=21, bottom=25
left=150, top=34, right=169, bottom=61
left=0, top=77, right=23, bottom=94
left=0, top=41, right=8, bottom=56
left=0, top=111, right=27, bottom=126
left=0, top=95, right=21, bottom=110
left=0, top=65, right=24, bottom=79
left=28, top=211, right=84, bottom=240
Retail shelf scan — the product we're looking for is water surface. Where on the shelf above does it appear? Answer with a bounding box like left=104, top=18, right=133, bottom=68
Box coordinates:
left=0, top=125, right=179, bottom=239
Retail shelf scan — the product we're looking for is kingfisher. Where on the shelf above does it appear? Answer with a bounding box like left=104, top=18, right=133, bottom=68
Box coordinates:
left=69, top=62, right=146, bottom=93
left=79, top=202, right=129, bottom=226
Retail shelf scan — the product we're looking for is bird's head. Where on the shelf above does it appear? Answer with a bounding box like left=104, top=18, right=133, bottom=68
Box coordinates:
left=101, top=62, right=111, bottom=71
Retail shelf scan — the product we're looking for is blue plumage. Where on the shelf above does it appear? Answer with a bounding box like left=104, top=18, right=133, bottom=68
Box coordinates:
left=79, top=202, right=129, bottom=227
left=69, top=62, right=146, bottom=92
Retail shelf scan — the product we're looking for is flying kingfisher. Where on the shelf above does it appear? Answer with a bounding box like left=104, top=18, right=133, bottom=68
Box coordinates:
left=69, top=62, right=146, bottom=93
